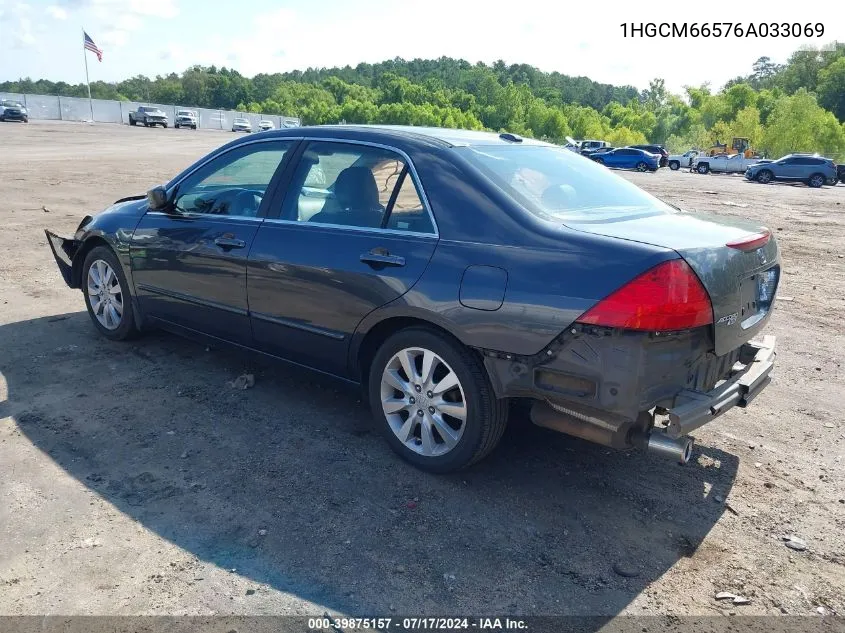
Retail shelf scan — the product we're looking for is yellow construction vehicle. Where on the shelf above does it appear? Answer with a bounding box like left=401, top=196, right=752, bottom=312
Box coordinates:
left=708, top=137, right=753, bottom=158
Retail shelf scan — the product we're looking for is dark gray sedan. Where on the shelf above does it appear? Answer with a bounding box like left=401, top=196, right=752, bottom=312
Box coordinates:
left=46, top=126, right=779, bottom=473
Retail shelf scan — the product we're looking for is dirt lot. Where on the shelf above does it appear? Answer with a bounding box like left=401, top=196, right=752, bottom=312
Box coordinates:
left=0, top=121, right=843, bottom=619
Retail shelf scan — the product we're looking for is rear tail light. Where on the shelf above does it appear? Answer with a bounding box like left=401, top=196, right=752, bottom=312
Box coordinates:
left=576, top=259, right=713, bottom=331
left=726, top=229, right=771, bottom=252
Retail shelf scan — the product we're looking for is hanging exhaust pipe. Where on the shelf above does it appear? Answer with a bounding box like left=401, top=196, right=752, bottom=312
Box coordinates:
left=638, top=432, right=694, bottom=464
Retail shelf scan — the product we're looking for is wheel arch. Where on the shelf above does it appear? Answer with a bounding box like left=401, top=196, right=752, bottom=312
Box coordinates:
left=71, top=235, right=112, bottom=288
left=351, top=312, right=481, bottom=389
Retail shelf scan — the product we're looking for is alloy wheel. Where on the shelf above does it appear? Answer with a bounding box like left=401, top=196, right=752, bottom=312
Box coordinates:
left=87, top=259, right=123, bottom=330
left=380, top=347, right=467, bottom=457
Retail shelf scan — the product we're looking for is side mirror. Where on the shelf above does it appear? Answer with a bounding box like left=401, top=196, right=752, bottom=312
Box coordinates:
left=147, top=185, right=169, bottom=211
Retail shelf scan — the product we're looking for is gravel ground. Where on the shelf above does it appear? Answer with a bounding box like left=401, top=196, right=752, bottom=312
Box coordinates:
left=0, top=121, right=843, bottom=619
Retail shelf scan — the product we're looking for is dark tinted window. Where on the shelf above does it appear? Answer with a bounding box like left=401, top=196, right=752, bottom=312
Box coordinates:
left=457, top=144, right=675, bottom=222
left=172, top=141, right=293, bottom=217
left=285, top=141, right=434, bottom=234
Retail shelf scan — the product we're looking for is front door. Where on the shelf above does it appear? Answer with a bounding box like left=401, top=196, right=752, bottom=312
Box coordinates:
left=130, top=139, right=297, bottom=345
left=247, top=140, right=439, bottom=376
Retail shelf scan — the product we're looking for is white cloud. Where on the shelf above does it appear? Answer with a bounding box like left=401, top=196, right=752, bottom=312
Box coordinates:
left=46, top=5, right=68, bottom=19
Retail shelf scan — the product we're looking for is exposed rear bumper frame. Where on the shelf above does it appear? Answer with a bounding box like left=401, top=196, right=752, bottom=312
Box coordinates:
left=665, top=335, right=776, bottom=438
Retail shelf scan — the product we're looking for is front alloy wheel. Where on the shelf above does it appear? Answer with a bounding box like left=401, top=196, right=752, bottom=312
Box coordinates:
left=380, top=347, right=467, bottom=458
left=82, top=245, right=137, bottom=340
left=87, top=259, right=123, bottom=330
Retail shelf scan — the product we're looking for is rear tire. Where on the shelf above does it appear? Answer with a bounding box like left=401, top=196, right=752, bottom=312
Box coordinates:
left=807, top=173, right=825, bottom=188
left=368, top=327, right=508, bottom=473
left=669, top=160, right=680, bottom=170
left=81, top=246, right=138, bottom=341
left=594, top=157, right=605, bottom=165
left=756, top=169, right=773, bottom=184
left=636, top=161, right=648, bottom=172
left=697, top=163, right=710, bottom=174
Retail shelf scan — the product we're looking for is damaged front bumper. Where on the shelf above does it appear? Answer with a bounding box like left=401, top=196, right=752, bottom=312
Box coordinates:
left=45, top=230, right=81, bottom=288
left=665, top=335, right=775, bottom=438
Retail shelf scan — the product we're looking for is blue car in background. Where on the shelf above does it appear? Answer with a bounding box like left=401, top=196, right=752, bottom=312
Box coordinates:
left=590, top=147, right=659, bottom=172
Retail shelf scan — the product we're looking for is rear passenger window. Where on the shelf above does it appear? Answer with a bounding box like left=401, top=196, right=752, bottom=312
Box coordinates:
left=286, top=141, right=435, bottom=234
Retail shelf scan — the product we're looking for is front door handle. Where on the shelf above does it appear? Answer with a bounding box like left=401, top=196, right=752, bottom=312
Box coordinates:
left=214, top=237, right=246, bottom=250
left=360, top=250, right=405, bottom=268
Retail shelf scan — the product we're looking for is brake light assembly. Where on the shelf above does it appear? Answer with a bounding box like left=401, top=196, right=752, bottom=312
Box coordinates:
left=576, top=259, right=713, bottom=332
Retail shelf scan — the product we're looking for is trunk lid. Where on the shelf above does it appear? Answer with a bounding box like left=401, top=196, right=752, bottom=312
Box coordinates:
left=567, top=210, right=780, bottom=356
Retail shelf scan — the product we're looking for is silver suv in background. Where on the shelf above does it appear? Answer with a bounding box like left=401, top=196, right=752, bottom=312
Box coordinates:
left=745, top=154, right=837, bottom=188
left=174, top=109, right=197, bottom=129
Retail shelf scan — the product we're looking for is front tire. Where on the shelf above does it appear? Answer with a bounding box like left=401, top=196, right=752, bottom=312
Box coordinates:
left=129, top=118, right=136, bottom=126
left=669, top=160, right=680, bottom=170
left=82, top=246, right=137, bottom=341
left=368, top=327, right=508, bottom=473
left=756, top=169, right=773, bottom=184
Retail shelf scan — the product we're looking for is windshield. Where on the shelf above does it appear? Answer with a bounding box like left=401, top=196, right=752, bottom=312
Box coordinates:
left=457, top=145, right=676, bottom=223
left=1, top=101, right=22, bottom=107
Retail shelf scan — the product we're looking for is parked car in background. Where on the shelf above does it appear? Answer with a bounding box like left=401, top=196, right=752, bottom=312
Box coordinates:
left=581, top=146, right=614, bottom=158
left=630, top=144, right=669, bottom=167
left=580, top=140, right=611, bottom=155
left=667, top=150, right=699, bottom=171
left=590, top=147, right=659, bottom=172
left=257, top=120, right=275, bottom=131
left=129, top=106, right=168, bottom=128
left=232, top=117, right=252, bottom=133
left=174, top=109, right=197, bottom=129
left=44, top=125, right=779, bottom=473
left=0, top=99, right=28, bottom=122
left=692, top=153, right=763, bottom=175
left=836, top=164, right=845, bottom=185
left=745, top=154, right=837, bottom=188
left=282, top=119, right=300, bottom=128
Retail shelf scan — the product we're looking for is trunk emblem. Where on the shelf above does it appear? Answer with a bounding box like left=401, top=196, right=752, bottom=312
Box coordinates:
left=717, top=312, right=738, bottom=326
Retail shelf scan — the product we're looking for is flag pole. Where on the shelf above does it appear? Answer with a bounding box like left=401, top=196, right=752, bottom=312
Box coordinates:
left=82, top=28, right=93, bottom=121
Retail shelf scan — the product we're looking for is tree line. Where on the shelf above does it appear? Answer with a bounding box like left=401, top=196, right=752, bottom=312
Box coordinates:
left=3, top=46, right=844, bottom=159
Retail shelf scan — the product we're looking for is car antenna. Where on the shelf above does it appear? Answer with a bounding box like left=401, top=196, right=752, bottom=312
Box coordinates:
left=499, top=132, right=523, bottom=143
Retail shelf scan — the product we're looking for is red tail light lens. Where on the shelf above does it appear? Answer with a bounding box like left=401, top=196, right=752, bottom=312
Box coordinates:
left=726, top=229, right=771, bottom=252
left=576, top=260, right=713, bottom=331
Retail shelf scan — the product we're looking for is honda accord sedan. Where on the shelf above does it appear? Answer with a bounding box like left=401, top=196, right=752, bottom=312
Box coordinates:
left=46, top=126, right=778, bottom=473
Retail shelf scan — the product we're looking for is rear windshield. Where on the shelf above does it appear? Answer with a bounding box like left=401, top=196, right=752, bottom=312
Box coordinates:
left=456, top=145, right=676, bottom=223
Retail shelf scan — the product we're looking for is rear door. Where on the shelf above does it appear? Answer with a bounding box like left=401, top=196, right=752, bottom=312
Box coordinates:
left=130, top=139, right=297, bottom=345
left=247, top=139, right=439, bottom=376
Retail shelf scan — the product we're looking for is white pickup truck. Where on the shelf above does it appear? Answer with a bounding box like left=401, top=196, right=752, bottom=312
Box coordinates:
left=667, top=150, right=699, bottom=171
left=692, top=153, right=766, bottom=174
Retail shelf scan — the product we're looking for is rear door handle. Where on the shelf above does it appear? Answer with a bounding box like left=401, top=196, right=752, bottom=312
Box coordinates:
left=214, top=237, right=246, bottom=250
left=360, top=251, right=405, bottom=268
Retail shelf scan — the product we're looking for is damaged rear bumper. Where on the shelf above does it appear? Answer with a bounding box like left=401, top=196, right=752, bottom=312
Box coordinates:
left=665, top=335, right=775, bottom=438
left=484, top=326, right=776, bottom=454
left=45, top=230, right=81, bottom=288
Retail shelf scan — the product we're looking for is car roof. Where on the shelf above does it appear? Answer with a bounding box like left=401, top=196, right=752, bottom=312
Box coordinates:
left=262, top=124, right=554, bottom=148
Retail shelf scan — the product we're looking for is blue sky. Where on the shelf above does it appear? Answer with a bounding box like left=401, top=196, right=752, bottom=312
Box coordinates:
left=1, top=0, right=842, bottom=94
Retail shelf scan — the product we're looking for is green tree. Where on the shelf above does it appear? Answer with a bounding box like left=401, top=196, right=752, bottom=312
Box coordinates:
left=817, top=57, right=845, bottom=122
left=761, top=89, right=845, bottom=158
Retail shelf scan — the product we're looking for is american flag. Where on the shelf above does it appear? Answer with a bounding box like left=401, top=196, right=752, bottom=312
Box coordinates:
left=83, top=31, right=103, bottom=62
